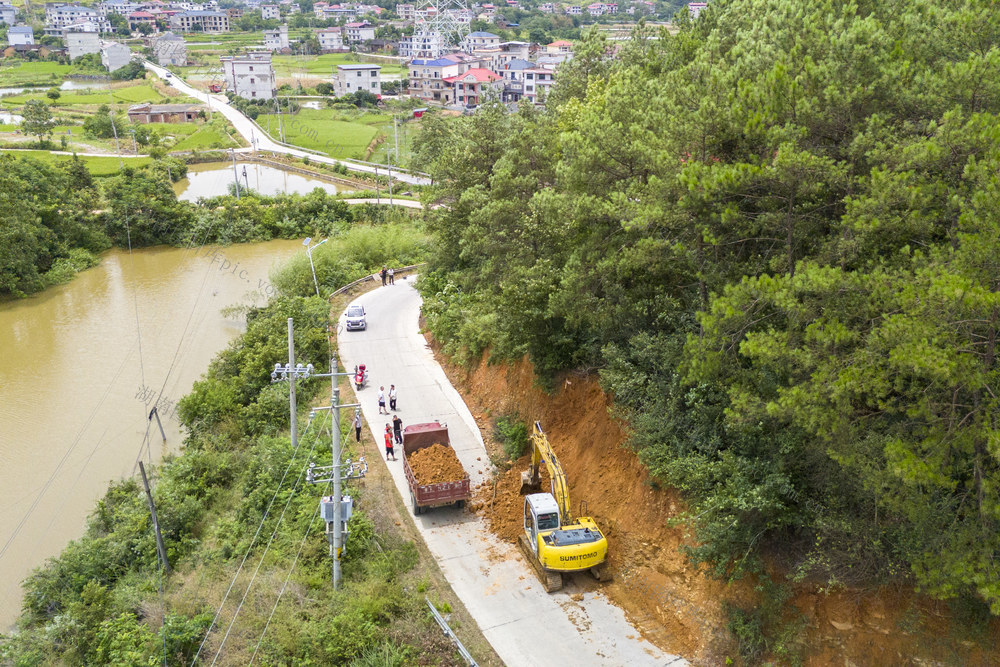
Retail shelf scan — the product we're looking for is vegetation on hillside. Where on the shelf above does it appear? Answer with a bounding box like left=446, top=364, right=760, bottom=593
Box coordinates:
left=413, top=0, right=1000, bottom=632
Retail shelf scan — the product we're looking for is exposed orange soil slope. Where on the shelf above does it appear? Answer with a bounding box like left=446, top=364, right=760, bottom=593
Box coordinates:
left=432, top=346, right=1000, bottom=666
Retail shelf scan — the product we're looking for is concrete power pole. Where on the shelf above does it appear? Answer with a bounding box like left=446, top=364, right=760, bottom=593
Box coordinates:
left=287, top=318, right=296, bottom=448
left=138, top=462, right=171, bottom=574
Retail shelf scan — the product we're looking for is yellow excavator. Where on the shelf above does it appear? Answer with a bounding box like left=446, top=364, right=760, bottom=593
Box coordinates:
left=519, top=421, right=609, bottom=593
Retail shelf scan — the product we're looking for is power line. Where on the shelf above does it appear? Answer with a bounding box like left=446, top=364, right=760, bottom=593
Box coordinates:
left=248, top=481, right=329, bottom=666
left=210, top=422, right=326, bottom=664
left=191, top=411, right=328, bottom=665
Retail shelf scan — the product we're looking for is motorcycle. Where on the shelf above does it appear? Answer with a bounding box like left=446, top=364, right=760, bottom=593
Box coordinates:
left=354, top=363, right=368, bottom=390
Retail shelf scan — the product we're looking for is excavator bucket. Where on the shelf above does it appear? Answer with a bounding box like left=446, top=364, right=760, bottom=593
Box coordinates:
left=520, top=468, right=541, bottom=494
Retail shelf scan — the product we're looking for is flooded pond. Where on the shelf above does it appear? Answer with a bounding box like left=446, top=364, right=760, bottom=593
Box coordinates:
left=0, top=112, right=23, bottom=124
left=174, top=161, right=352, bottom=201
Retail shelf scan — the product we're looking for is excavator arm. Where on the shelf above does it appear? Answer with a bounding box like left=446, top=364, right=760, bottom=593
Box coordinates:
left=521, top=421, right=573, bottom=522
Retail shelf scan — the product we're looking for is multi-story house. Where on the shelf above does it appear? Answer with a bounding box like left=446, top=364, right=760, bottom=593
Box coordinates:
left=260, top=3, right=279, bottom=19
left=7, top=25, right=34, bottom=45
left=343, top=21, right=374, bottom=43
left=152, top=31, right=186, bottom=65
left=221, top=52, right=275, bottom=99
left=44, top=4, right=112, bottom=33
left=538, top=2, right=554, bottom=12
left=443, top=67, right=501, bottom=107
left=97, top=1, right=142, bottom=16
left=586, top=3, right=604, bottom=15
left=564, top=4, right=581, bottom=14
left=65, top=29, right=101, bottom=60
left=522, top=66, right=554, bottom=104
left=546, top=39, right=572, bottom=54
left=408, top=53, right=481, bottom=103
left=688, top=2, right=706, bottom=18
left=127, top=11, right=157, bottom=30
left=462, top=30, right=499, bottom=52
left=101, top=42, right=131, bottom=71
left=497, top=57, right=533, bottom=101
left=263, top=24, right=288, bottom=50
left=399, top=28, right=445, bottom=59
left=334, top=63, right=381, bottom=96
left=169, top=10, right=229, bottom=32
left=395, top=3, right=414, bottom=19
left=316, top=26, right=343, bottom=51
left=0, top=4, right=17, bottom=25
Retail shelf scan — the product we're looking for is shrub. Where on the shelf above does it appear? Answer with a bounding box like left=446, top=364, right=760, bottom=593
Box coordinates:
left=493, top=415, right=529, bottom=460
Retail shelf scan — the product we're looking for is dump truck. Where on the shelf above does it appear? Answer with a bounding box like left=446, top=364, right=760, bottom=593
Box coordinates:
left=402, top=422, right=470, bottom=515
left=519, top=421, right=610, bottom=592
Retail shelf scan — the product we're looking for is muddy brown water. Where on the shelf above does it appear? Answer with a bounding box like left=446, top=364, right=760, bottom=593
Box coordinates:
left=0, top=240, right=302, bottom=629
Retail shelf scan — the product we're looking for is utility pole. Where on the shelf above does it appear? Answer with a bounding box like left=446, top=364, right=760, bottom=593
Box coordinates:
left=149, top=406, right=166, bottom=443
left=304, top=355, right=365, bottom=589
left=270, top=318, right=304, bottom=450
left=393, top=116, right=399, bottom=164
left=138, top=462, right=171, bottom=573
left=230, top=149, right=241, bottom=200
left=129, top=127, right=137, bottom=154
left=386, top=150, right=394, bottom=207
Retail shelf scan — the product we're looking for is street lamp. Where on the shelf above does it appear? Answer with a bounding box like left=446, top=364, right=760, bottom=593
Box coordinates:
left=303, top=237, right=328, bottom=297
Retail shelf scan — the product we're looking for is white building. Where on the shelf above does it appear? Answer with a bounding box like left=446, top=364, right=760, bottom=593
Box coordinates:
left=152, top=31, right=187, bottom=65
left=169, top=10, right=229, bottom=32
left=260, top=3, right=279, bottom=19
left=343, top=21, right=374, bottom=43
left=334, top=63, right=380, bottom=96
left=44, top=4, right=112, bottom=32
left=395, top=3, right=414, bottom=19
left=221, top=52, right=276, bottom=100
left=263, top=24, right=288, bottom=50
left=101, top=41, right=131, bottom=71
left=7, top=25, right=34, bottom=45
left=0, top=4, right=16, bottom=25
left=96, top=1, right=142, bottom=16
left=687, top=2, right=706, bottom=18
left=462, top=30, right=499, bottom=52
left=316, top=26, right=343, bottom=51
left=66, top=29, right=101, bottom=60
left=398, top=28, right=445, bottom=59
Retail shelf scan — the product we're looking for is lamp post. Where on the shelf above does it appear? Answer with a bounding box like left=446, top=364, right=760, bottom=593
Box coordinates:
left=303, top=237, right=328, bottom=297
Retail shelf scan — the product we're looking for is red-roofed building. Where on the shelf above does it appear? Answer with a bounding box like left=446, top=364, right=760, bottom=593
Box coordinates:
left=546, top=39, right=572, bottom=53
left=128, top=11, right=157, bottom=30
left=443, top=67, right=502, bottom=106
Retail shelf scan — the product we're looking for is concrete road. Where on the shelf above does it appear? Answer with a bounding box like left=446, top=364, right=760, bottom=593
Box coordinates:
left=141, top=61, right=431, bottom=186
left=337, top=279, right=687, bottom=667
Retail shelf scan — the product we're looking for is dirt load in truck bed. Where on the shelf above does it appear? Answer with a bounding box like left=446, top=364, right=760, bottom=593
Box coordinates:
left=409, top=443, right=466, bottom=485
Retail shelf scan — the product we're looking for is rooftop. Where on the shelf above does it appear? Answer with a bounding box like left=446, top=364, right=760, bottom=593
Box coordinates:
left=128, top=103, right=203, bottom=112
left=467, top=30, right=497, bottom=38
left=443, top=67, right=501, bottom=83
left=8, top=25, right=33, bottom=34
left=338, top=63, right=380, bottom=70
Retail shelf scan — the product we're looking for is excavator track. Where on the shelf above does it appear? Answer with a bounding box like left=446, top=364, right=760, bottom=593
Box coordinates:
left=519, top=535, right=563, bottom=593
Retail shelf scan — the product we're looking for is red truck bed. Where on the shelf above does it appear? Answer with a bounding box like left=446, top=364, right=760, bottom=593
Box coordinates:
left=402, top=422, right=470, bottom=515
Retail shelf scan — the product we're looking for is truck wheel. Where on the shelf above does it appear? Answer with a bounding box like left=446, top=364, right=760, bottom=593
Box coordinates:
left=455, top=499, right=465, bottom=510
left=411, top=491, right=421, bottom=516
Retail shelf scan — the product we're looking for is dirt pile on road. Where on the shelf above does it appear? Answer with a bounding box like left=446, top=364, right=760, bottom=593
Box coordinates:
left=409, top=444, right=466, bottom=485
left=471, top=455, right=550, bottom=544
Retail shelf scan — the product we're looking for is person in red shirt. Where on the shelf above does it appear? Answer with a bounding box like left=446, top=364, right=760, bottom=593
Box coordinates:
left=384, top=426, right=396, bottom=460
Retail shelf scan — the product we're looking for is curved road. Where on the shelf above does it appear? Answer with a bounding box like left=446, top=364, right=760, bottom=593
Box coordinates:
left=337, top=279, right=687, bottom=666
left=141, top=61, right=431, bottom=186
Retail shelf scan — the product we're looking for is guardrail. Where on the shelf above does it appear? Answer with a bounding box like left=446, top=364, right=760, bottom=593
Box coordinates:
left=328, top=263, right=425, bottom=299
left=340, top=157, right=433, bottom=180
left=425, top=596, right=478, bottom=667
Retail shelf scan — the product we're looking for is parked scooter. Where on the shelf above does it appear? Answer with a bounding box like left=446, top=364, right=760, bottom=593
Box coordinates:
left=354, top=364, right=368, bottom=390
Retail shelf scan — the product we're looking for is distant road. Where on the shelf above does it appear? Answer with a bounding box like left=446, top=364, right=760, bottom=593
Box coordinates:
left=141, top=61, right=432, bottom=186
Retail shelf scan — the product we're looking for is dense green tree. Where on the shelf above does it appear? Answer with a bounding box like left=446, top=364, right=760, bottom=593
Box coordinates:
left=21, top=99, right=56, bottom=143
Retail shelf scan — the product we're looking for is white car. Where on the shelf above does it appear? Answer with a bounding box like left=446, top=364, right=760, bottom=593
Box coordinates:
left=345, top=304, right=367, bottom=331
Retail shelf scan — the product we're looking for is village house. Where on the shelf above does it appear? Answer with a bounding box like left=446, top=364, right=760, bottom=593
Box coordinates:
left=538, top=2, right=554, bottom=11
left=127, top=103, right=203, bottom=123
left=127, top=11, right=157, bottom=30
left=564, top=4, right=581, bottom=14
left=343, top=21, right=375, bottom=43
left=7, top=25, right=34, bottom=45
left=221, top=52, right=275, bottom=99
left=260, top=3, right=279, bottom=19
left=316, top=26, right=344, bottom=51
left=408, top=54, right=478, bottom=103
left=462, top=30, right=499, bottom=52
left=399, top=28, right=446, bottom=59
left=546, top=39, right=572, bottom=54
left=151, top=31, right=186, bottom=65
left=100, top=41, right=130, bottom=71
left=334, top=63, right=381, bottom=96
left=688, top=2, right=706, bottom=18
left=44, top=4, right=111, bottom=33
left=0, top=3, right=17, bottom=25
left=395, top=3, right=415, bottom=19
left=522, top=66, right=555, bottom=104
left=169, top=10, right=229, bottom=32
left=65, top=29, right=100, bottom=59
left=443, top=67, right=501, bottom=107
left=263, top=24, right=289, bottom=50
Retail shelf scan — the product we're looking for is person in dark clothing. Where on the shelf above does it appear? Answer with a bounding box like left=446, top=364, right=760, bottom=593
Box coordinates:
left=392, top=415, right=403, bottom=445
left=380, top=267, right=387, bottom=286
left=353, top=412, right=362, bottom=442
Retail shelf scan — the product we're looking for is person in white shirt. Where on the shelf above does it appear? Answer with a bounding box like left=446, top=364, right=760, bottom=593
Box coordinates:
left=389, top=384, right=397, bottom=410
left=378, top=386, right=387, bottom=414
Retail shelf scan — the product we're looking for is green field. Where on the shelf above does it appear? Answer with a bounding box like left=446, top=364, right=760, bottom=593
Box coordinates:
left=257, top=107, right=391, bottom=159
left=170, top=124, right=239, bottom=151
left=0, top=61, right=78, bottom=87
left=0, top=83, right=181, bottom=108
left=0, top=149, right=152, bottom=175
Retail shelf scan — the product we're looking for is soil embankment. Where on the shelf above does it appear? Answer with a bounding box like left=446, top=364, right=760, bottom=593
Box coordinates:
left=432, top=346, right=1000, bottom=665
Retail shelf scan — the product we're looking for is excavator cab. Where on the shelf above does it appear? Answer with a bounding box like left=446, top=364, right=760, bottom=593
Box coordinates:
left=524, top=493, right=561, bottom=556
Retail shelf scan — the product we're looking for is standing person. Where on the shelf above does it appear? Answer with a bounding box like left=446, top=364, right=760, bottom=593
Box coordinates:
left=384, top=426, right=396, bottom=460
left=377, top=386, right=387, bottom=414
left=380, top=266, right=387, bottom=286
left=392, top=414, right=403, bottom=445
left=388, top=267, right=394, bottom=285
left=353, top=412, right=362, bottom=443
left=388, top=384, right=397, bottom=411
